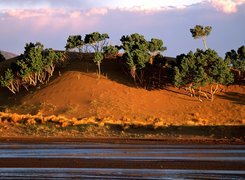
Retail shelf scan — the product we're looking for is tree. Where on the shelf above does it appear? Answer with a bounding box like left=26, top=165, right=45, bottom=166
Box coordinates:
left=225, top=45, right=245, bottom=83
left=103, top=45, right=119, bottom=57
left=93, top=52, right=103, bottom=79
left=120, top=33, right=150, bottom=82
left=173, top=49, right=233, bottom=101
left=0, top=52, right=5, bottom=62
left=148, top=38, right=167, bottom=64
left=0, top=69, right=19, bottom=94
left=225, top=45, right=245, bottom=72
left=65, top=35, right=84, bottom=52
left=84, top=32, right=109, bottom=52
left=190, top=25, right=212, bottom=50
left=0, top=42, right=63, bottom=93
left=84, top=32, right=109, bottom=78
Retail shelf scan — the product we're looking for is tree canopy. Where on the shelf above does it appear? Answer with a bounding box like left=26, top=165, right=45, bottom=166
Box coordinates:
left=120, top=33, right=150, bottom=81
left=103, top=45, right=119, bottom=57
left=225, top=45, right=245, bottom=72
left=65, top=35, right=84, bottom=52
left=173, top=49, right=233, bottom=101
left=84, top=32, right=109, bottom=52
left=84, top=32, right=110, bottom=78
left=190, top=25, right=212, bottom=50
left=148, top=38, right=167, bottom=64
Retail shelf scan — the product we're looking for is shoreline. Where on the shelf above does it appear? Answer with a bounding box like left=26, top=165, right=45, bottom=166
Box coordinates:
left=0, top=136, right=244, bottom=145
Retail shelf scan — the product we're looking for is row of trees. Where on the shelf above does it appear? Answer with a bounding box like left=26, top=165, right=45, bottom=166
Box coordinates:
left=65, top=32, right=110, bottom=78
left=65, top=32, right=166, bottom=82
left=0, top=43, right=63, bottom=94
left=0, top=25, right=244, bottom=102
left=63, top=27, right=243, bottom=101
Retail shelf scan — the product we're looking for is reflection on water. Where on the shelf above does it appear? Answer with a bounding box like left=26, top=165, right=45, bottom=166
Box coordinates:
left=0, top=168, right=245, bottom=179
left=0, top=142, right=244, bottom=179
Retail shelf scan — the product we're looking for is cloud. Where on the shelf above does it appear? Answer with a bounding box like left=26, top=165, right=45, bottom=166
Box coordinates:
left=1, top=8, right=108, bottom=19
left=0, top=0, right=203, bottom=14
left=84, top=8, right=108, bottom=16
left=0, top=0, right=244, bottom=56
left=1, top=0, right=244, bottom=14
left=5, top=9, right=63, bottom=19
left=209, top=0, right=245, bottom=13
left=0, top=8, right=102, bottom=33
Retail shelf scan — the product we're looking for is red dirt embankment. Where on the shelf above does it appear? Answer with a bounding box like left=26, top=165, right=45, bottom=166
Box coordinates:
left=0, top=54, right=244, bottom=127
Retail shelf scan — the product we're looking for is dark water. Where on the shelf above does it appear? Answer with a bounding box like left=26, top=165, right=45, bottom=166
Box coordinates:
left=0, top=168, right=245, bottom=179
left=0, top=142, right=244, bottom=179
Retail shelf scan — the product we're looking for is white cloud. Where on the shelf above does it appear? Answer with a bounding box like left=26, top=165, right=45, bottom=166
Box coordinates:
left=0, top=0, right=203, bottom=14
left=6, top=9, right=61, bottom=19
left=209, top=0, right=245, bottom=13
left=69, top=11, right=81, bottom=19
left=84, top=8, right=108, bottom=16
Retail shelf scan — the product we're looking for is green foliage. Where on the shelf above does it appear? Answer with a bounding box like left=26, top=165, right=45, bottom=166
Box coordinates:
left=84, top=32, right=109, bottom=52
left=94, top=52, right=103, bottom=78
left=190, top=25, right=212, bottom=39
left=0, top=52, right=5, bottom=62
left=0, top=68, right=18, bottom=93
left=65, top=35, right=84, bottom=52
left=120, top=33, right=149, bottom=52
left=225, top=45, right=245, bottom=72
left=120, top=33, right=151, bottom=81
left=0, top=42, right=63, bottom=93
left=119, top=33, right=167, bottom=84
left=173, top=49, right=233, bottom=101
left=103, top=45, right=119, bottom=56
left=83, top=32, right=110, bottom=78
left=190, top=25, right=212, bottom=50
left=148, top=38, right=167, bottom=64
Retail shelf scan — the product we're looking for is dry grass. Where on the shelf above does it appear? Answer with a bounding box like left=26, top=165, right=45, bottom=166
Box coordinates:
left=0, top=112, right=244, bottom=130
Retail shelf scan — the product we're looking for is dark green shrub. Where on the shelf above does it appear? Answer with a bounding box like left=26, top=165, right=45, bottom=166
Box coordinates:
left=173, top=49, right=233, bottom=101
left=225, top=45, right=245, bottom=83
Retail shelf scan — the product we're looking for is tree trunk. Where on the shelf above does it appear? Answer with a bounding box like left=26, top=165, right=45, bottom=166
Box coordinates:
left=97, top=62, right=101, bottom=79
left=130, top=66, right=136, bottom=83
left=202, top=37, right=207, bottom=50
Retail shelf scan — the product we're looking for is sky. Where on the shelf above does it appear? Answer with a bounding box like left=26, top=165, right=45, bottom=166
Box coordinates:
left=0, top=0, right=244, bottom=57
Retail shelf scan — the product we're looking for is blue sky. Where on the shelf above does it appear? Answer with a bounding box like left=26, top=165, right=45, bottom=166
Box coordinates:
left=0, top=0, right=244, bottom=57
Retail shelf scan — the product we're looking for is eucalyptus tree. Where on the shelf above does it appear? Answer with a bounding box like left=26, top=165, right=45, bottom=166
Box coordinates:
left=190, top=25, right=212, bottom=50
left=0, top=68, right=19, bottom=93
left=84, top=32, right=110, bottom=78
left=84, top=32, right=109, bottom=52
left=0, top=42, right=63, bottom=93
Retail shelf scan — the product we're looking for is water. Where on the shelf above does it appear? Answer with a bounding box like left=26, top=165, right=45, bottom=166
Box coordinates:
left=0, top=168, right=244, bottom=179
left=0, top=142, right=244, bottom=179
